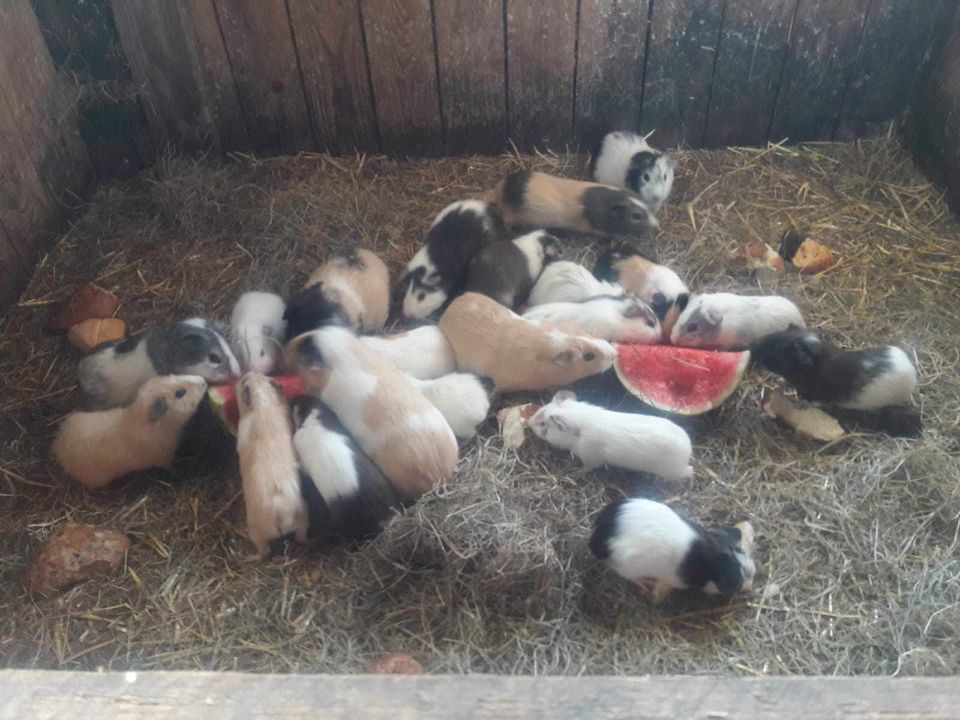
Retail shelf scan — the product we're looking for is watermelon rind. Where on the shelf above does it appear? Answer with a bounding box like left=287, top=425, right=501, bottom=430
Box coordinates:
left=207, top=375, right=306, bottom=435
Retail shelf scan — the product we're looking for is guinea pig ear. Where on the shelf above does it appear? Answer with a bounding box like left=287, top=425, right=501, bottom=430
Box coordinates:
left=297, top=336, right=324, bottom=368
left=553, top=349, right=575, bottom=366
left=548, top=415, right=571, bottom=433
left=552, top=390, right=576, bottom=404
left=261, top=323, right=275, bottom=338
left=269, top=379, right=284, bottom=398
left=241, top=383, right=252, bottom=408
left=148, top=396, right=168, bottom=422
left=702, top=306, right=722, bottom=327
left=793, top=334, right=822, bottom=370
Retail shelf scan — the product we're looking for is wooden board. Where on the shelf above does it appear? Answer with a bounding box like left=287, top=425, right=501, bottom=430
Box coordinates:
left=768, top=0, right=871, bottom=143
left=506, top=0, right=578, bottom=151
left=213, top=0, right=314, bottom=155
left=361, top=0, right=443, bottom=156
left=575, top=0, right=649, bottom=151
left=0, top=219, right=28, bottom=308
left=642, top=0, right=725, bottom=147
left=434, top=0, right=506, bottom=154
left=289, top=0, right=379, bottom=154
left=703, top=0, right=797, bottom=148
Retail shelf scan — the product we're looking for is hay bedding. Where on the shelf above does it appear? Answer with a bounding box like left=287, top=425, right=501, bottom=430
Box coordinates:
left=1, top=139, right=959, bottom=675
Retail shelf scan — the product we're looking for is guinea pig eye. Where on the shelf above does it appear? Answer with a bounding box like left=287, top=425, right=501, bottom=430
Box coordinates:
left=175, top=388, right=187, bottom=399
left=583, top=351, right=596, bottom=361
left=417, top=292, right=426, bottom=301
left=259, top=349, right=266, bottom=358
left=686, top=322, right=698, bottom=333
left=208, top=352, right=222, bottom=364
left=631, top=212, right=644, bottom=222
left=642, top=172, right=651, bottom=183
left=646, top=317, right=656, bottom=328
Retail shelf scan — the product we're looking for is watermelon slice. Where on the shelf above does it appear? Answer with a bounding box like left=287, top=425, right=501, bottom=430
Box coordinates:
left=615, top=345, right=750, bottom=415
left=207, top=375, right=307, bottom=434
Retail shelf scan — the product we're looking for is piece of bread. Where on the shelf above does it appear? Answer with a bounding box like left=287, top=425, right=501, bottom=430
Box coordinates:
left=791, top=238, right=836, bottom=274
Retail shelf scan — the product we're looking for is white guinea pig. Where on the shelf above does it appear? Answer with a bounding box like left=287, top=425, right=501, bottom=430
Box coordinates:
left=407, top=372, right=492, bottom=440
left=589, top=497, right=756, bottom=603
left=522, top=294, right=661, bottom=344
left=527, top=261, right=624, bottom=306
left=231, top=291, right=286, bottom=374
left=358, top=325, right=457, bottom=380
left=529, top=391, right=693, bottom=481
left=590, top=131, right=676, bottom=213
left=671, top=293, right=805, bottom=350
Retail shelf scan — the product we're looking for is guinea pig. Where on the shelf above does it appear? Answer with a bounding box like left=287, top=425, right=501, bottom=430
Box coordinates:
left=593, top=244, right=689, bottom=338
left=287, top=325, right=458, bottom=501
left=522, top=294, right=661, bottom=344
left=284, top=248, right=390, bottom=339
left=358, top=325, right=456, bottom=380
left=290, top=396, right=402, bottom=543
left=750, top=328, right=918, bottom=411
left=78, top=318, right=240, bottom=408
left=529, top=391, right=693, bottom=481
left=464, top=230, right=562, bottom=309
left=589, top=497, right=756, bottom=603
left=527, top=260, right=624, bottom=306
left=236, top=371, right=309, bottom=559
left=53, top=375, right=207, bottom=489
left=231, top=291, right=286, bottom=374
left=407, top=373, right=492, bottom=440
left=671, top=292, right=805, bottom=350
left=489, top=170, right=658, bottom=236
left=401, top=200, right=498, bottom=320
left=438, top=292, right=616, bottom=392
left=590, top=131, right=676, bottom=213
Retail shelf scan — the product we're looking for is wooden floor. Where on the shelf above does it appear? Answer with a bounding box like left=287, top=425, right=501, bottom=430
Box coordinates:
left=1, top=671, right=958, bottom=719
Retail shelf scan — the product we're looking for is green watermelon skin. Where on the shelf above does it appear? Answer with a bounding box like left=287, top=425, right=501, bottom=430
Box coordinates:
left=207, top=375, right=307, bottom=434
left=615, top=345, right=750, bottom=415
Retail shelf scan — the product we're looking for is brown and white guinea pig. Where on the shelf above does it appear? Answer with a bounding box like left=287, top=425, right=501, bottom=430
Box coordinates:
left=284, top=248, right=390, bottom=340
left=358, top=325, right=456, bottom=380
left=589, top=498, right=756, bottom=603
left=593, top=244, right=689, bottom=339
left=400, top=200, right=499, bottom=321
left=522, top=294, right=661, bottom=345
left=231, top=291, right=286, bottom=374
left=527, top=260, right=624, bottom=306
left=78, top=318, right=239, bottom=409
left=488, top=170, right=658, bottom=236
left=590, top=131, right=676, bottom=213
left=290, top=396, right=402, bottom=543
left=464, top=230, right=562, bottom=309
left=407, top=373, right=493, bottom=441
left=437, top=292, right=616, bottom=392
left=671, top=292, right=805, bottom=350
left=751, top=328, right=918, bottom=411
left=529, top=391, right=693, bottom=481
left=53, top=375, right=207, bottom=489
left=236, top=371, right=309, bottom=559
left=287, top=326, right=458, bottom=501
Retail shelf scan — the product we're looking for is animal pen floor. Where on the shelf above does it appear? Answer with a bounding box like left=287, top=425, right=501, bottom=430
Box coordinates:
left=1, top=139, right=959, bottom=676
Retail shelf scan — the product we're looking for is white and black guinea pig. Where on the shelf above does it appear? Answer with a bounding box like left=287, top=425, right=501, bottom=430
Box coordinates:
left=751, top=328, right=918, bottom=411
left=490, top=170, right=658, bottom=236
left=527, top=260, right=624, bottom=306
left=78, top=318, right=239, bottom=408
left=290, top=396, right=402, bottom=543
left=590, top=131, right=675, bottom=213
left=464, top=230, right=562, bottom=309
left=522, top=294, right=661, bottom=344
left=671, top=292, right=805, bottom=350
left=231, top=291, right=286, bottom=374
left=407, top=372, right=493, bottom=440
left=589, top=498, right=756, bottom=603
left=401, top=200, right=498, bottom=320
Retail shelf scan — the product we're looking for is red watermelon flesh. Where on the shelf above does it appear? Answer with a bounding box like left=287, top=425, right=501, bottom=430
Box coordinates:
left=615, top=345, right=750, bottom=415
left=207, top=375, right=307, bottom=434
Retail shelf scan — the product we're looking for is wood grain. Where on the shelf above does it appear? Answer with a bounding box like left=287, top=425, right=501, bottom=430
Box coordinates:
left=434, top=0, right=506, bottom=154
left=642, top=0, right=725, bottom=147
left=0, top=219, right=27, bottom=308
left=213, top=0, right=314, bottom=155
left=507, top=0, right=578, bottom=151
left=361, top=0, right=443, bottom=156
left=704, top=0, right=798, bottom=148
left=575, top=0, right=649, bottom=151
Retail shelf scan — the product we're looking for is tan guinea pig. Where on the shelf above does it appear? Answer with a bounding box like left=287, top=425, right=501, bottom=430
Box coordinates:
left=53, top=375, right=207, bottom=489
left=438, top=292, right=616, bottom=392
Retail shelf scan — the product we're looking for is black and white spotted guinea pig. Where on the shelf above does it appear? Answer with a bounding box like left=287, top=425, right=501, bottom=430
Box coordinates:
left=291, top=396, right=402, bottom=543
left=591, top=131, right=676, bottom=213
left=401, top=200, right=499, bottom=320
left=488, top=170, right=658, bottom=236
left=589, top=498, right=756, bottom=604
left=751, top=328, right=918, bottom=411
left=78, top=318, right=239, bottom=408
left=464, top=230, right=562, bottom=309
left=671, top=292, right=805, bottom=350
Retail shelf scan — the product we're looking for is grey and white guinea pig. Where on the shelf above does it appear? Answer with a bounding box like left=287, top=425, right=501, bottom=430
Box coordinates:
left=671, top=292, right=805, bottom=350
left=589, top=497, right=756, bottom=603
left=590, top=131, right=676, bottom=213
left=522, top=294, right=661, bottom=344
left=406, top=372, right=493, bottom=441
left=401, top=200, right=499, bottom=321
left=464, top=230, right=562, bottom=309
left=78, top=318, right=240, bottom=409
left=527, top=260, right=624, bottom=306
left=290, top=396, right=402, bottom=543
left=750, top=328, right=918, bottom=411
left=358, top=325, right=456, bottom=380
left=231, top=291, right=286, bottom=374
